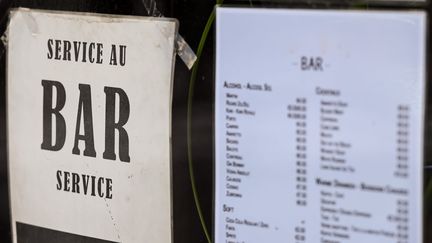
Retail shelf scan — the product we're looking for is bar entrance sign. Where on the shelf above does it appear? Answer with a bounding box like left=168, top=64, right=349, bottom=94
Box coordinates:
left=215, top=8, right=425, bottom=243
left=7, top=9, right=176, bottom=243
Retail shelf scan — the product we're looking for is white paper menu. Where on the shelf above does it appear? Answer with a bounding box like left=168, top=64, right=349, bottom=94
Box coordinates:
left=215, top=7, right=425, bottom=243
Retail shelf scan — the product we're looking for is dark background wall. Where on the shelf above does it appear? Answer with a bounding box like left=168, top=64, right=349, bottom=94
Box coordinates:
left=0, top=1, right=430, bottom=243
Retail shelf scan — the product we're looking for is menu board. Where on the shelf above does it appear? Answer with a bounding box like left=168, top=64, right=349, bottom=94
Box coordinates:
left=215, top=8, right=425, bottom=243
left=8, top=9, right=176, bottom=243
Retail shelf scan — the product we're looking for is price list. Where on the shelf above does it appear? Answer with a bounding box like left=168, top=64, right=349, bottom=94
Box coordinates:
left=215, top=8, right=425, bottom=243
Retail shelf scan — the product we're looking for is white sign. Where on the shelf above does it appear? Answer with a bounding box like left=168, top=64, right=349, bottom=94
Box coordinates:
left=215, top=8, right=425, bottom=243
left=7, top=9, right=176, bottom=243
